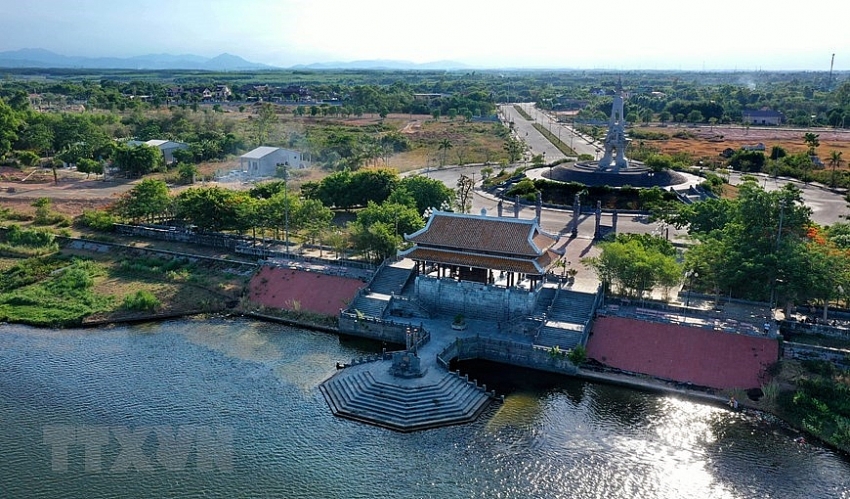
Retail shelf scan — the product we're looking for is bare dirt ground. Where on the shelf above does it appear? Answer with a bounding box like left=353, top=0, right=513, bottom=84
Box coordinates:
left=637, top=125, right=850, bottom=164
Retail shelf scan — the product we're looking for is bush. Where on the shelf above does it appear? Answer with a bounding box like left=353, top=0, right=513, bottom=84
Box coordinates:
left=568, top=345, right=587, bottom=365
left=76, top=210, right=117, bottom=232
left=123, top=290, right=160, bottom=311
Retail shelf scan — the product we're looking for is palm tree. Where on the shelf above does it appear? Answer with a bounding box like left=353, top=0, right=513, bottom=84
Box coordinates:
left=829, top=150, right=843, bottom=187
left=437, top=138, right=452, bottom=167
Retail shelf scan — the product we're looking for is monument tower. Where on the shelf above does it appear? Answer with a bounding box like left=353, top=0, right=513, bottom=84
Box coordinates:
left=597, top=87, right=630, bottom=170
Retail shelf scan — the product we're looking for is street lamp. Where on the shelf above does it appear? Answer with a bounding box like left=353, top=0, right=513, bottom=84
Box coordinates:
left=685, top=270, right=698, bottom=309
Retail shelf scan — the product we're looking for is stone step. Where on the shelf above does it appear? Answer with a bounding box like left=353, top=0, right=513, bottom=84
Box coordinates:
left=333, top=386, right=485, bottom=422
left=320, top=367, right=493, bottom=432
left=344, top=373, right=482, bottom=410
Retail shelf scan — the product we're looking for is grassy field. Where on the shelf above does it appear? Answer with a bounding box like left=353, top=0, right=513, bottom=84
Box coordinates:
left=0, top=248, right=251, bottom=327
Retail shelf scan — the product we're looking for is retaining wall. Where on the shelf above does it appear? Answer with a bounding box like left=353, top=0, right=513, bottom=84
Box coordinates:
left=338, top=313, right=424, bottom=345
left=415, top=277, right=537, bottom=321
left=438, top=335, right=578, bottom=376
left=784, top=342, right=850, bottom=371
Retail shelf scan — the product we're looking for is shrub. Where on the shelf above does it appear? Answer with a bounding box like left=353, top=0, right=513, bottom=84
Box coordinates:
left=568, top=345, right=587, bottom=365
left=76, top=210, right=117, bottom=232
left=123, top=290, right=160, bottom=311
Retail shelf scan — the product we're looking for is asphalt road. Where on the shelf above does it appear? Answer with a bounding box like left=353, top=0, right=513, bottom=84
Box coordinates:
left=726, top=171, right=847, bottom=226
left=499, top=103, right=601, bottom=160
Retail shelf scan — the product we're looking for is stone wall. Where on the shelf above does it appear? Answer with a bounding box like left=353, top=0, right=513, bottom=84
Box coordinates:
left=781, top=320, right=850, bottom=341
left=783, top=342, right=850, bottom=371
left=415, top=277, right=537, bottom=322
left=438, top=335, right=578, bottom=376
left=338, top=313, right=425, bottom=346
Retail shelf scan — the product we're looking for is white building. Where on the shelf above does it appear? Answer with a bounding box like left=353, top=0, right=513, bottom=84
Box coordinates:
left=126, top=139, right=189, bottom=163
left=240, top=146, right=308, bottom=176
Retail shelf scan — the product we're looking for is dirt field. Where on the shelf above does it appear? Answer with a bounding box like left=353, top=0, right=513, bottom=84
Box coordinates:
left=635, top=125, right=850, bottom=166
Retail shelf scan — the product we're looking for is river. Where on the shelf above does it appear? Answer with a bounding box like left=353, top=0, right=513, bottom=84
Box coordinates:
left=1, top=317, right=848, bottom=498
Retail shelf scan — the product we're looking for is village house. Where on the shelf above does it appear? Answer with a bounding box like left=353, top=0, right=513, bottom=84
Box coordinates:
left=742, top=109, right=785, bottom=126
left=240, top=146, right=309, bottom=176
left=126, top=139, right=189, bottom=163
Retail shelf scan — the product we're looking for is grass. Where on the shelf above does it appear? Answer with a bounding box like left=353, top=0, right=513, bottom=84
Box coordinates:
left=0, top=257, right=114, bottom=326
left=0, top=245, right=251, bottom=327
left=513, top=105, right=532, bottom=121
left=532, top=123, right=578, bottom=156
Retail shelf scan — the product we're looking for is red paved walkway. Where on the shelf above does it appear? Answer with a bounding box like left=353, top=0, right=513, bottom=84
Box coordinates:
left=587, top=316, right=780, bottom=390
left=248, top=266, right=366, bottom=317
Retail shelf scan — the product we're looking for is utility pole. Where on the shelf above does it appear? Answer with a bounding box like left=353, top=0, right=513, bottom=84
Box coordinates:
left=279, top=163, right=290, bottom=258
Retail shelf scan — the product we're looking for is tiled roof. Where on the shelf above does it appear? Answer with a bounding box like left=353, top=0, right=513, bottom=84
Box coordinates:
left=400, top=247, right=560, bottom=275
left=405, top=212, right=556, bottom=256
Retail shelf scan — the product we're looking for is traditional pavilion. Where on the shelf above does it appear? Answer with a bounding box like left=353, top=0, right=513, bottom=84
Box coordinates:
left=400, top=211, right=562, bottom=289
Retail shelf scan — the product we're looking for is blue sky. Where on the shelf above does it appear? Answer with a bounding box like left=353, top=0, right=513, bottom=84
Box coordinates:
left=1, top=0, right=846, bottom=70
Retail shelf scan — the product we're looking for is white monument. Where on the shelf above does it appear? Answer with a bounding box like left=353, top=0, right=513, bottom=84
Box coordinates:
left=597, top=94, right=630, bottom=170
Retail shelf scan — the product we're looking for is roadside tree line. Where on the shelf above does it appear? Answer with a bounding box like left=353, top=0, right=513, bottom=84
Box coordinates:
left=101, top=169, right=455, bottom=262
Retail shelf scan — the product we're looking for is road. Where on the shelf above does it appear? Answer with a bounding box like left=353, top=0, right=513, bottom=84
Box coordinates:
left=499, top=103, right=601, bottom=160
left=726, top=171, right=847, bottom=226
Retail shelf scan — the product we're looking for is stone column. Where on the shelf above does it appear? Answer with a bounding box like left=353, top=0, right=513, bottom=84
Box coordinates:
left=594, top=200, right=602, bottom=239
left=612, top=210, right=618, bottom=234
left=497, top=199, right=503, bottom=217
left=514, top=195, right=520, bottom=218
left=571, top=193, right=580, bottom=238
left=535, top=191, right=542, bottom=223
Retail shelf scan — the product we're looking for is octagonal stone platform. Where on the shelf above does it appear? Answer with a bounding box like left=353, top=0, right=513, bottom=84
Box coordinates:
left=320, top=362, right=494, bottom=432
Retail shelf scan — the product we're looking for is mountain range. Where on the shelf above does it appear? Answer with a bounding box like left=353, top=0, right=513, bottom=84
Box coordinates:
left=0, top=49, right=471, bottom=71
left=0, top=48, right=276, bottom=70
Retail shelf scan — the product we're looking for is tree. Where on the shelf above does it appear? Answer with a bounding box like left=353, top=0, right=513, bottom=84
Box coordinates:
left=438, top=138, right=452, bottom=167
left=255, top=103, right=278, bottom=145
left=115, top=179, right=171, bottom=223
left=0, top=97, right=22, bottom=158
left=829, top=150, right=843, bottom=187
left=687, top=110, right=704, bottom=124
left=583, top=234, right=682, bottom=299
left=804, top=132, right=820, bottom=156
left=113, top=144, right=163, bottom=177
left=398, top=175, right=454, bottom=214
left=76, top=158, right=99, bottom=178
left=177, top=162, right=199, bottom=184
left=503, top=136, right=525, bottom=163
left=455, top=174, right=474, bottom=214
left=174, top=186, right=250, bottom=233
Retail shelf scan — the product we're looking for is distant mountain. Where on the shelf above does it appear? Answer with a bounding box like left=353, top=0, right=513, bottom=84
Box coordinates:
left=0, top=48, right=276, bottom=70
left=290, top=59, right=471, bottom=71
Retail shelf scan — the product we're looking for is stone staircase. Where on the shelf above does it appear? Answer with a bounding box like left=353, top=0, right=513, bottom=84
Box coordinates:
left=534, top=290, right=598, bottom=350
left=531, top=286, right=557, bottom=319
left=349, top=293, right=389, bottom=319
left=320, top=367, right=494, bottom=432
left=369, top=264, right=414, bottom=296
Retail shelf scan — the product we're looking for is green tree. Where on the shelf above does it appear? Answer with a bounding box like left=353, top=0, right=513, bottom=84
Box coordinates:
left=113, top=144, right=163, bottom=177
left=503, top=136, right=525, bottom=163
left=174, top=186, right=251, bottom=233
left=438, top=138, right=452, bottom=167
left=829, top=150, right=843, bottom=187
left=584, top=234, right=682, bottom=299
left=115, top=179, right=171, bottom=223
left=398, top=175, right=454, bottom=214
left=0, top=97, right=22, bottom=158
left=76, top=158, right=99, bottom=178
left=687, top=110, right=704, bottom=124
left=804, top=132, right=820, bottom=156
